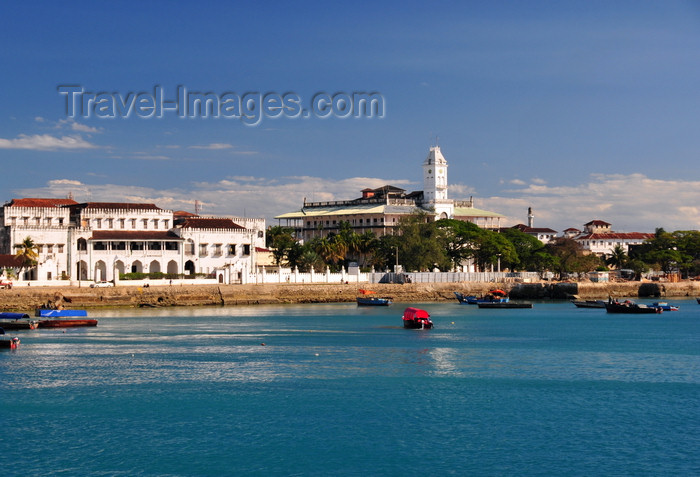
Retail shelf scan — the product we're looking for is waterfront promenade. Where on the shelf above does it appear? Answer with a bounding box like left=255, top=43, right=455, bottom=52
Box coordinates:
left=1, top=280, right=698, bottom=311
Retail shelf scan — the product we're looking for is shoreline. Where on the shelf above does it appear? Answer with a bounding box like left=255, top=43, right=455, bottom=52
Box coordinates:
left=1, top=281, right=698, bottom=311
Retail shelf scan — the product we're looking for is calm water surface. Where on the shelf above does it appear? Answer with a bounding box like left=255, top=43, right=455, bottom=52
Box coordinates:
left=2, top=299, right=699, bottom=476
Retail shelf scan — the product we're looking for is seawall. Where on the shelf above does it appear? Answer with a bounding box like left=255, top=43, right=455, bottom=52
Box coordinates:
left=1, top=281, right=699, bottom=311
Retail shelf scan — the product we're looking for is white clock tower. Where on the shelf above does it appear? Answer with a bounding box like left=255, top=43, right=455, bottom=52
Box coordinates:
left=422, top=145, right=454, bottom=219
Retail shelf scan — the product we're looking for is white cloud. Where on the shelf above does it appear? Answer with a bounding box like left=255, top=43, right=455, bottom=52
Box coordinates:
left=56, top=118, right=102, bottom=134
left=0, top=134, right=97, bottom=150
left=479, top=173, right=700, bottom=232
left=188, top=143, right=258, bottom=154
left=189, top=143, right=234, bottom=150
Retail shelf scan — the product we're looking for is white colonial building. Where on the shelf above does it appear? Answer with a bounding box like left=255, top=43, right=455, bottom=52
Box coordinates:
left=0, top=198, right=265, bottom=284
left=573, top=220, right=654, bottom=256
left=275, top=145, right=504, bottom=241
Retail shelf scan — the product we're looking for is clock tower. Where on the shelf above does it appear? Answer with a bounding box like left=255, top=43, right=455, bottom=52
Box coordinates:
left=422, top=145, right=453, bottom=219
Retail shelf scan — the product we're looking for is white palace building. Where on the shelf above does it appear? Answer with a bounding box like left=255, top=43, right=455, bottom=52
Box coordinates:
left=0, top=198, right=266, bottom=284
left=276, top=146, right=504, bottom=240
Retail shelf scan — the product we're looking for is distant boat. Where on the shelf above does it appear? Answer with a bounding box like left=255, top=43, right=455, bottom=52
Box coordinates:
left=571, top=300, right=606, bottom=308
left=652, top=302, right=679, bottom=311
left=454, top=290, right=509, bottom=305
left=357, top=296, right=392, bottom=306
left=402, top=307, right=433, bottom=329
left=37, top=319, right=98, bottom=328
left=605, top=300, right=662, bottom=314
left=0, top=336, right=20, bottom=349
left=357, top=289, right=392, bottom=306
left=0, top=312, right=38, bottom=330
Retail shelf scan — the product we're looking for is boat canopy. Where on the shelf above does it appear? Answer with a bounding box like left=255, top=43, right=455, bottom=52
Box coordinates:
left=0, top=312, right=30, bottom=319
left=403, top=307, right=430, bottom=320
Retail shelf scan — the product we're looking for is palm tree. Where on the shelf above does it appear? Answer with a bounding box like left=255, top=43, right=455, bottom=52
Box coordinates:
left=15, top=236, right=39, bottom=279
left=606, top=245, right=627, bottom=269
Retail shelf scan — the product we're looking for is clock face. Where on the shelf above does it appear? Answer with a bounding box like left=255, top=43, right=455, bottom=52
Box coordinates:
left=428, top=169, right=432, bottom=174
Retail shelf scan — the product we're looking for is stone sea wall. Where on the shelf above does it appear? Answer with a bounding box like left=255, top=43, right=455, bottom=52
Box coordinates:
left=1, top=281, right=699, bottom=311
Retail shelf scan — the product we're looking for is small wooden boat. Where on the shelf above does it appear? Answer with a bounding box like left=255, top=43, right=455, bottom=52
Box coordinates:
left=0, top=336, right=20, bottom=349
left=652, top=302, right=679, bottom=311
left=402, top=307, right=433, bottom=329
left=357, top=296, right=392, bottom=306
left=37, top=319, right=98, bottom=328
left=571, top=300, right=606, bottom=308
left=478, top=302, right=533, bottom=309
left=454, top=291, right=509, bottom=305
left=0, top=312, right=39, bottom=330
left=605, top=300, right=661, bottom=314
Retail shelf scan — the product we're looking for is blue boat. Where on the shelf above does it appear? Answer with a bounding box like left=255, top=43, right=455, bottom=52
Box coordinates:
left=357, top=296, right=392, bottom=306
left=454, top=291, right=509, bottom=305
left=652, top=302, right=679, bottom=311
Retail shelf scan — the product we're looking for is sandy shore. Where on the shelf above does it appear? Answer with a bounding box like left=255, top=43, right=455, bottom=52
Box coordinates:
left=1, top=280, right=698, bottom=311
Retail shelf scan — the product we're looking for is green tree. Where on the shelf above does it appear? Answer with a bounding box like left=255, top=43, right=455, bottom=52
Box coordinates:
left=499, top=228, right=546, bottom=271
left=434, top=219, right=482, bottom=270
left=605, top=244, right=627, bottom=269
left=396, top=212, right=450, bottom=271
left=15, top=236, right=38, bottom=278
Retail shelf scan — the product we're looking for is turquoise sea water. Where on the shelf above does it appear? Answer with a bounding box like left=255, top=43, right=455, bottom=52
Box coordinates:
left=1, top=299, right=699, bottom=476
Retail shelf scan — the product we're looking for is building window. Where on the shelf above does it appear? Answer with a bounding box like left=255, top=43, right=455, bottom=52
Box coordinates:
left=44, top=217, right=52, bottom=226
left=107, top=219, right=113, bottom=228
left=95, top=219, right=102, bottom=229
left=143, top=219, right=148, bottom=229
left=213, top=244, right=222, bottom=256
left=131, top=219, right=136, bottom=229
left=243, top=244, right=251, bottom=255
left=199, top=244, right=208, bottom=256
left=228, top=244, right=236, bottom=255
left=120, top=219, right=125, bottom=229
left=22, top=217, right=28, bottom=225
left=57, top=244, right=64, bottom=253
left=47, top=244, right=53, bottom=253
left=153, top=219, right=159, bottom=229
left=163, top=220, right=169, bottom=229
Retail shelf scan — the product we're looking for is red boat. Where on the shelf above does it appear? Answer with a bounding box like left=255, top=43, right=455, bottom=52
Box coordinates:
left=37, top=319, right=98, bottom=328
left=402, top=307, right=433, bottom=329
left=0, top=337, right=20, bottom=349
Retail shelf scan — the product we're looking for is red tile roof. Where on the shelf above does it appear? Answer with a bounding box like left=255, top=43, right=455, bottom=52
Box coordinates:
left=577, top=232, right=654, bottom=240
left=90, top=231, right=182, bottom=241
left=76, top=202, right=162, bottom=211
left=7, top=198, right=78, bottom=208
left=179, top=218, right=245, bottom=230
left=0, top=254, right=23, bottom=267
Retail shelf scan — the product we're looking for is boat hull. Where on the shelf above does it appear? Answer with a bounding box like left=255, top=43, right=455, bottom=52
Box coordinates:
left=0, top=337, right=20, bottom=349
left=0, top=320, right=38, bottom=330
left=572, top=300, right=606, bottom=308
left=38, top=319, right=98, bottom=328
left=357, top=297, right=392, bottom=306
left=605, top=303, right=661, bottom=314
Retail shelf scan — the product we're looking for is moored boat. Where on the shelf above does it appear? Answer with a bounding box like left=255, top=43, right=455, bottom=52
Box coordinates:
left=37, top=319, right=98, bottom=328
left=571, top=300, right=606, bottom=308
left=0, top=336, right=20, bottom=349
left=0, top=312, right=39, bottom=330
left=454, top=290, right=509, bottom=305
left=357, top=296, right=392, bottom=306
left=402, top=307, right=433, bottom=329
left=357, top=289, right=392, bottom=306
left=652, top=302, right=679, bottom=311
left=605, top=300, right=662, bottom=314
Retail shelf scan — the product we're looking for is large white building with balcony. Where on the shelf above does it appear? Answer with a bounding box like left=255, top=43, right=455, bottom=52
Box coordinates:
left=275, top=146, right=504, bottom=241
left=0, top=198, right=265, bottom=284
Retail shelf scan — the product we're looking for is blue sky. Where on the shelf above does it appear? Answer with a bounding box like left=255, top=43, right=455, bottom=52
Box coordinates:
left=2, top=1, right=700, bottom=232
